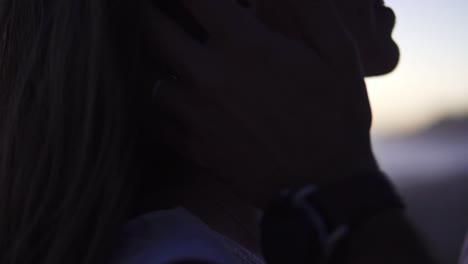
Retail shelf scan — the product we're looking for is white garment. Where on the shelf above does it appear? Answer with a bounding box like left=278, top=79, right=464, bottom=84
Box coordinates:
left=460, top=231, right=468, bottom=264
left=111, top=207, right=254, bottom=264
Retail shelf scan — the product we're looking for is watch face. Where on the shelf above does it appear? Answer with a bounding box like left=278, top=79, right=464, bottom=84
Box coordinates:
left=260, top=196, right=326, bottom=264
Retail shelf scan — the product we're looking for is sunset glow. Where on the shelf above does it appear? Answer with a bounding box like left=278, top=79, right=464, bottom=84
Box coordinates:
left=367, top=0, right=468, bottom=136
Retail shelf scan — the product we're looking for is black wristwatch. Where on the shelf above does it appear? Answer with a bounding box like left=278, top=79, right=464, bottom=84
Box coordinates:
left=260, top=171, right=405, bottom=264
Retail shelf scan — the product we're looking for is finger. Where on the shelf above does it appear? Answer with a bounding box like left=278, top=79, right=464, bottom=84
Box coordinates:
left=155, top=80, right=198, bottom=131
left=153, top=79, right=222, bottom=166
left=154, top=79, right=217, bottom=139
left=255, top=0, right=302, bottom=39
left=291, top=0, right=348, bottom=43
left=182, top=0, right=262, bottom=42
left=141, top=0, right=211, bottom=80
left=238, top=0, right=259, bottom=17
left=289, top=0, right=359, bottom=71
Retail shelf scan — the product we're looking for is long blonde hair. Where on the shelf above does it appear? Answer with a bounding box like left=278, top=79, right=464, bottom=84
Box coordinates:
left=0, top=0, right=167, bottom=262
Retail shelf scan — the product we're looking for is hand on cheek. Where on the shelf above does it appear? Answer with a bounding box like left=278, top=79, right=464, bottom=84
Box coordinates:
left=143, top=0, right=377, bottom=204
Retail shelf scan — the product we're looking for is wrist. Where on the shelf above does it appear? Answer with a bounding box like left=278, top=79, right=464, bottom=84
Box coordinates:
left=261, top=170, right=405, bottom=264
left=333, top=209, right=436, bottom=264
left=329, top=208, right=406, bottom=264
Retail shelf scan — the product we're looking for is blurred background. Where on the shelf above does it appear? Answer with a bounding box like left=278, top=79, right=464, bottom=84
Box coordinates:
left=366, top=0, right=468, bottom=263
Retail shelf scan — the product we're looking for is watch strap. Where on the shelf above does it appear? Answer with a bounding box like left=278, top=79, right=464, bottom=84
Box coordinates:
left=307, top=170, right=405, bottom=232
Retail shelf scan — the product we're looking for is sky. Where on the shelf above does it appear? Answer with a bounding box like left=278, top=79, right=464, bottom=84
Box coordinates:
left=366, top=0, right=468, bottom=136
left=367, top=4, right=468, bottom=259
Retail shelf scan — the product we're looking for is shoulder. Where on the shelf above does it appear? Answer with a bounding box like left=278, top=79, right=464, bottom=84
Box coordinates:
left=460, top=231, right=468, bottom=264
left=110, top=207, right=239, bottom=264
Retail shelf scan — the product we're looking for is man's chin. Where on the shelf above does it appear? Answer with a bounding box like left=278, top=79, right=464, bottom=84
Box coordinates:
left=363, top=41, right=400, bottom=77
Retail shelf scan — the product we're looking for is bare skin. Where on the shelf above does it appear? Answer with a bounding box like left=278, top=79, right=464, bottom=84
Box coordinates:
left=144, top=0, right=376, bottom=204
left=139, top=0, right=431, bottom=262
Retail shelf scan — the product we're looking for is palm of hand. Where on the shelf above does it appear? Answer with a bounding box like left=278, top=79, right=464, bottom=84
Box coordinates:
left=146, top=0, right=375, bottom=197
